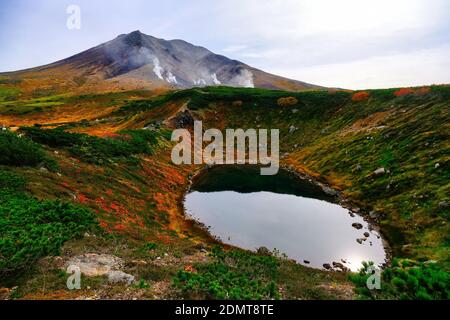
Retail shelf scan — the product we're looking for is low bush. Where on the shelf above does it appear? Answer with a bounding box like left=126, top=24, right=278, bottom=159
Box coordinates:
left=277, top=96, right=299, bottom=107
left=0, top=130, right=54, bottom=168
left=20, top=127, right=160, bottom=164
left=349, top=259, right=449, bottom=300
left=173, top=247, right=280, bottom=299
left=352, top=91, right=370, bottom=101
left=0, top=170, right=97, bottom=275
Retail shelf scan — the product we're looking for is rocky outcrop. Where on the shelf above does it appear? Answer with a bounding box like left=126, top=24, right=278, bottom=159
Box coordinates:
left=64, top=253, right=135, bottom=285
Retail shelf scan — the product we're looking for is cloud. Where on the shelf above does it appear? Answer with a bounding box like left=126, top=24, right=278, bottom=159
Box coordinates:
left=270, top=44, right=450, bottom=89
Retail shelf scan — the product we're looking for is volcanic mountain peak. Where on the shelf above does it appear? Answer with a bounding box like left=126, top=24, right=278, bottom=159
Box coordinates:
left=2, top=31, right=322, bottom=92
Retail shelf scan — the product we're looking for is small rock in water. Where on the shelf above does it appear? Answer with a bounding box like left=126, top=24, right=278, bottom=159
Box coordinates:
left=332, top=262, right=348, bottom=271
left=364, top=232, right=370, bottom=237
left=303, top=260, right=310, bottom=264
left=323, top=263, right=331, bottom=270
left=352, top=223, right=363, bottom=230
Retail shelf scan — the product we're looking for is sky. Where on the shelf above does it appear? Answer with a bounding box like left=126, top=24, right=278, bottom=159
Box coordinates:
left=0, top=0, right=449, bottom=89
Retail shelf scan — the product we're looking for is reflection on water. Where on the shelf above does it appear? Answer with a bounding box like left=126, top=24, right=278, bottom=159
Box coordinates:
left=184, top=166, right=387, bottom=271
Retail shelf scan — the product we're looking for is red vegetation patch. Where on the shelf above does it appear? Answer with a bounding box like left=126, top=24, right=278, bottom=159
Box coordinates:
left=157, top=233, right=172, bottom=244
left=99, top=220, right=108, bottom=228
left=77, top=193, right=89, bottom=204
left=113, top=224, right=127, bottom=232
left=184, top=265, right=197, bottom=273
left=417, top=87, right=431, bottom=94
left=394, top=88, right=415, bottom=97
left=352, top=91, right=370, bottom=101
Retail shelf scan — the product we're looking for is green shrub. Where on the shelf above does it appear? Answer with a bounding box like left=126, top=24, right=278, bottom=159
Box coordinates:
left=349, top=259, right=450, bottom=300
left=0, top=170, right=97, bottom=275
left=20, top=127, right=160, bottom=164
left=173, top=247, right=280, bottom=299
left=19, top=126, right=84, bottom=147
left=0, top=169, right=26, bottom=191
left=0, top=130, right=54, bottom=167
left=0, top=190, right=97, bottom=275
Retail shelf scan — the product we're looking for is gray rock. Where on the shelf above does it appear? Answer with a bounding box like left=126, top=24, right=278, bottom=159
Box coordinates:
left=323, top=186, right=338, bottom=196
left=373, top=167, right=386, bottom=175
left=323, top=263, right=331, bottom=270
left=435, top=163, right=440, bottom=168
left=107, top=271, right=135, bottom=285
left=356, top=164, right=362, bottom=171
left=257, top=246, right=271, bottom=256
left=364, top=232, right=370, bottom=237
left=289, top=125, right=297, bottom=134
left=65, top=254, right=123, bottom=277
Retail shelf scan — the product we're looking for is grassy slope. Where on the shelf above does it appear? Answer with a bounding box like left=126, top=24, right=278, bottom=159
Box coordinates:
left=0, top=84, right=448, bottom=299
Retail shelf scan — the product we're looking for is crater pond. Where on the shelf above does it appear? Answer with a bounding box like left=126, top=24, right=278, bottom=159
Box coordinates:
left=184, top=165, right=387, bottom=271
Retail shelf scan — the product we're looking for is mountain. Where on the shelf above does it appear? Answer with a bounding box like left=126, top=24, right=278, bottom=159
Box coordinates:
left=1, top=31, right=322, bottom=94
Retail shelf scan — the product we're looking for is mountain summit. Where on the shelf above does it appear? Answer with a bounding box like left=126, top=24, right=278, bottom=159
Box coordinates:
left=2, top=31, right=321, bottom=92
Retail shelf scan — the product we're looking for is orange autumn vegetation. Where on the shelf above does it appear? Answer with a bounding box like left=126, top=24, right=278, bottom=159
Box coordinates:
left=417, top=86, right=431, bottom=94
left=394, top=88, right=414, bottom=96
left=277, top=96, right=298, bottom=107
left=351, top=91, right=370, bottom=101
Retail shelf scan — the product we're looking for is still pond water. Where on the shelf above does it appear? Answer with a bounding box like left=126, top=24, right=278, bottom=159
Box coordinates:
left=184, top=166, right=387, bottom=271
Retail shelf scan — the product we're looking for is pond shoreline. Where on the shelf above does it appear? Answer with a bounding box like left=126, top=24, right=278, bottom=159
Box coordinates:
left=181, top=164, right=392, bottom=271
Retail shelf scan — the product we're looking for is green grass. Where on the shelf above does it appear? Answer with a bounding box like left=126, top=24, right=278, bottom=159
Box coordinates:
left=0, top=86, right=21, bottom=102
